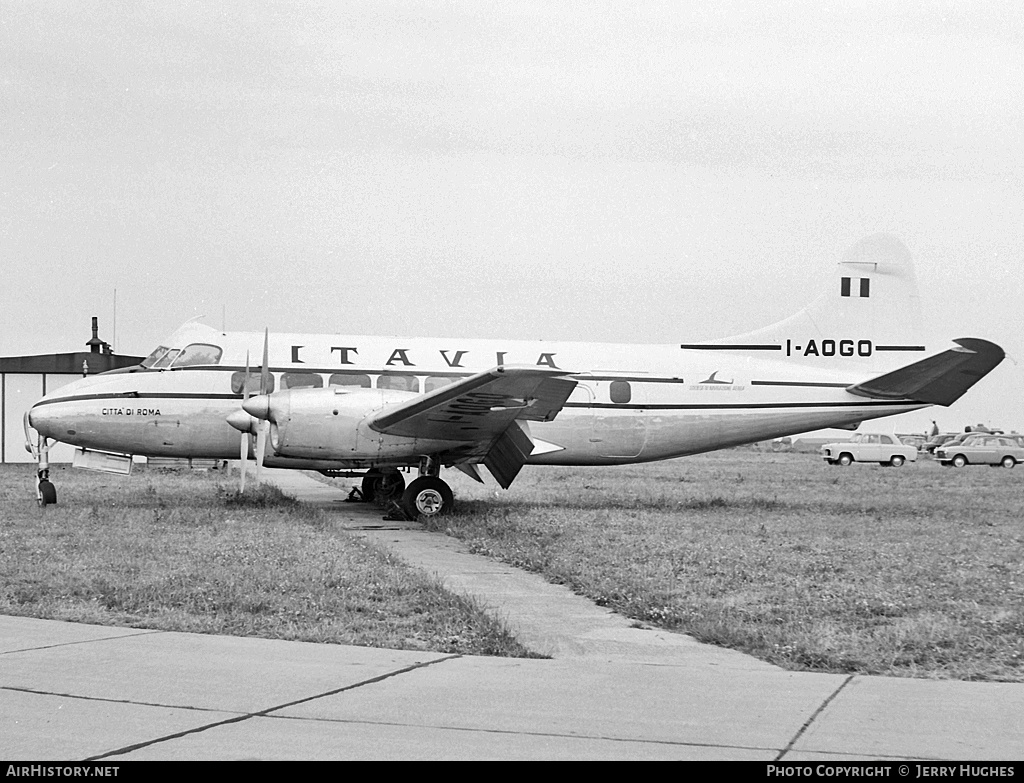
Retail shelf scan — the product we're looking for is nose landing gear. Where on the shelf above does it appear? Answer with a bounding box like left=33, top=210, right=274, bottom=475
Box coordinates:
left=29, top=433, right=57, bottom=507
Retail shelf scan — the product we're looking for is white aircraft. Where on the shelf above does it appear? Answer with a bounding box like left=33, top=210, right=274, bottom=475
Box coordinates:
left=26, top=235, right=1004, bottom=517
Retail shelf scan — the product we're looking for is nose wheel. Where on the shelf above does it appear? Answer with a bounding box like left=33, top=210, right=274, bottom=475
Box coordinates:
left=37, top=476, right=57, bottom=506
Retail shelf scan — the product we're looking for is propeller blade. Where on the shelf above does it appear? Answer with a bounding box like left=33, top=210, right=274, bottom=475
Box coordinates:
left=239, top=350, right=250, bottom=493
left=239, top=426, right=248, bottom=492
left=260, top=328, right=270, bottom=396
left=255, top=421, right=268, bottom=483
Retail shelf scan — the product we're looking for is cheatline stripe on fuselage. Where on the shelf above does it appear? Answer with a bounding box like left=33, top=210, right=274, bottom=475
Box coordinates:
left=31, top=390, right=921, bottom=413
left=111, top=365, right=697, bottom=384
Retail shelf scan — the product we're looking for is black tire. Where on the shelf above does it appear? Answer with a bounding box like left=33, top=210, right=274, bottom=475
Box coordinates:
left=401, top=476, right=454, bottom=519
left=361, top=470, right=405, bottom=503
left=838, top=453, right=853, bottom=467
left=38, top=480, right=57, bottom=507
left=890, top=455, right=905, bottom=467
left=1001, top=456, right=1016, bottom=469
left=952, top=455, right=968, bottom=468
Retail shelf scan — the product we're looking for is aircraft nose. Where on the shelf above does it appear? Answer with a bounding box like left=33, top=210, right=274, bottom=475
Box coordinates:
left=28, top=403, right=62, bottom=441
left=242, top=395, right=271, bottom=421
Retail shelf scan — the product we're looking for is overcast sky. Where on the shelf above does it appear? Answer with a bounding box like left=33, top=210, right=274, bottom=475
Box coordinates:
left=2, top=1, right=1022, bottom=432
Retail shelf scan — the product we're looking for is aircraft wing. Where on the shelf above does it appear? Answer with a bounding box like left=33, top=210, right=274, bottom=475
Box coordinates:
left=368, top=366, right=578, bottom=488
left=847, top=338, right=1004, bottom=406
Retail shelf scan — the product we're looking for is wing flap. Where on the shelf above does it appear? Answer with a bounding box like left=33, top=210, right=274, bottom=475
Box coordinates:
left=483, top=421, right=535, bottom=489
left=847, top=338, right=1004, bottom=406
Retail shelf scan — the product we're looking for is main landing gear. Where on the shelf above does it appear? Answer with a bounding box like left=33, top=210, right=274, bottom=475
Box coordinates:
left=359, top=458, right=455, bottom=520
left=360, top=470, right=406, bottom=505
left=402, top=475, right=454, bottom=519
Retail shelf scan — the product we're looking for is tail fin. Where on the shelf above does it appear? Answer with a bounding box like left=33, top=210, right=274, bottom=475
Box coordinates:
left=689, top=235, right=927, bottom=372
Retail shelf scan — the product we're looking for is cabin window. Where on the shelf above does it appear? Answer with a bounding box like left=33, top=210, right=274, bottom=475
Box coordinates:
left=230, top=370, right=275, bottom=395
left=377, top=373, right=419, bottom=392
left=609, top=381, right=632, bottom=404
left=425, top=376, right=457, bottom=393
left=281, top=372, right=324, bottom=390
left=172, top=343, right=223, bottom=367
left=141, top=346, right=170, bottom=368
left=328, top=373, right=371, bottom=389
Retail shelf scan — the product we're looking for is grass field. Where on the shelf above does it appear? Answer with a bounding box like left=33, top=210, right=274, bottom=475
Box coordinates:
left=0, top=464, right=534, bottom=658
left=426, top=450, right=1024, bottom=681
left=3, top=451, right=1022, bottom=680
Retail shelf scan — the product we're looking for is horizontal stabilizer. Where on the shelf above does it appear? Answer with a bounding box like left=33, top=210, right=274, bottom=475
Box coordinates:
left=847, top=338, right=1004, bottom=406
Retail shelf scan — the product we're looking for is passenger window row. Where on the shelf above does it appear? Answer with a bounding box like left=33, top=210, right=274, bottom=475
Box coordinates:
left=228, top=372, right=635, bottom=404
left=228, top=372, right=459, bottom=395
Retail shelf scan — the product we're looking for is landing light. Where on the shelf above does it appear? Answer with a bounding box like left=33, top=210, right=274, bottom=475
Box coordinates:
left=489, top=398, right=534, bottom=412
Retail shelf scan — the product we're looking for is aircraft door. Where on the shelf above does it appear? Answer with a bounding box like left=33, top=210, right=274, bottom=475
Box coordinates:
left=565, top=380, right=597, bottom=455
left=594, top=380, right=647, bottom=459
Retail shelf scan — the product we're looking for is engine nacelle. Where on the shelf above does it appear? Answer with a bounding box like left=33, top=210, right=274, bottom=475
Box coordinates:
left=259, top=387, right=447, bottom=462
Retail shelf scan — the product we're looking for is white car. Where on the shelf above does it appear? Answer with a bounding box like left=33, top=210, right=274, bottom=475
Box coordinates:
left=821, top=433, right=918, bottom=467
left=935, top=436, right=1024, bottom=468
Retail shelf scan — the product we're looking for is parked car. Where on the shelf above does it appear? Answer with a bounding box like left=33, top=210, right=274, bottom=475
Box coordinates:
left=935, top=436, right=1024, bottom=468
left=931, top=432, right=1000, bottom=455
left=923, top=433, right=958, bottom=454
left=821, top=433, right=918, bottom=467
left=898, top=434, right=926, bottom=450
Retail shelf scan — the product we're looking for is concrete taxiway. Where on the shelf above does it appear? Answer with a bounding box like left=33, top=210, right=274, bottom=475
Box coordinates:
left=3, top=471, right=1022, bottom=760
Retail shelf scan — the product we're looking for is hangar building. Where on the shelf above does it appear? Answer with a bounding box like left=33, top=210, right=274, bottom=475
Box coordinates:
left=1, top=319, right=143, bottom=463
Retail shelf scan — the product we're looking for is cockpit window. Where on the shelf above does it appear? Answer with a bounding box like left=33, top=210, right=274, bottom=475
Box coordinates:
left=141, top=346, right=170, bottom=368
left=152, top=349, right=181, bottom=369
left=171, top=343, right=223, bottom=368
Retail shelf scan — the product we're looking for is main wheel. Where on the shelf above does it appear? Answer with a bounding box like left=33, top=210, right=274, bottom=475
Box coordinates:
left=361, top=470, right=405, bottom=503
left=38, top=480, right=57, bottom=507
left=1001, top=456, right=1016, bottom=469
left=952, top=455, right=968, bottom=468
left=838, top=453, right=853, bottom=467
left=890, top=455, right=905, bottom=467
left=401, top=476, right=454, bottom=519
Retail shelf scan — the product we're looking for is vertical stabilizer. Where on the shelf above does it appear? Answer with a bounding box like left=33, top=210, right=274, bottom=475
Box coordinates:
left=688, top=235, right=927, bottom=372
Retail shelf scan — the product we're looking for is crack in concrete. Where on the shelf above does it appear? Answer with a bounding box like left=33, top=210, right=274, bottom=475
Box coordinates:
left=261, top=711, right=782, bottom=754
left=1, top=684, right=234, bottom=714
left=775, top=674, right=855, bottom=760
left=0, top=629, right=163, bottom=656
left=81, top=654, right=461, bottom=760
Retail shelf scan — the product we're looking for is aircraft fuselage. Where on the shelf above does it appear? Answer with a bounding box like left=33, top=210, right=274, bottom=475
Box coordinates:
left=28, top=327, right=926, bottom=471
